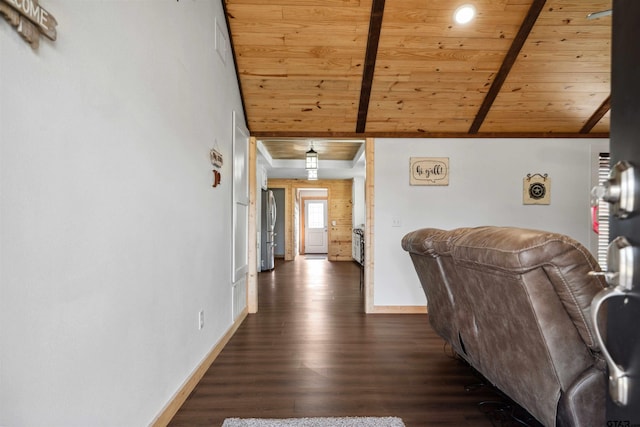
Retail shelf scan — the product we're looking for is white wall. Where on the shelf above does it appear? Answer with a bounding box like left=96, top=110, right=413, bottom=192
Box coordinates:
left=374, top=138, right=609, bottom=307
left=0, top=1, right=245, bottom=426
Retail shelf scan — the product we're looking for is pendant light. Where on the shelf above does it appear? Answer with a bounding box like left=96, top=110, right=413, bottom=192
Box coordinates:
left=305, top=143, right=318, bottom=170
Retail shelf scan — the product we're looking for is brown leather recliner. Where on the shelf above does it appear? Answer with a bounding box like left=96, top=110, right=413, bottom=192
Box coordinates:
left=401, top=226, right=607, bottom=427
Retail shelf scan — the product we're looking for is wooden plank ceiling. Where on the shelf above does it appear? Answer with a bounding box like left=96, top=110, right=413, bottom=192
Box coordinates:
left=224, top=0, right=611, bottom=155
left=260, top=138, right=364, bottom=161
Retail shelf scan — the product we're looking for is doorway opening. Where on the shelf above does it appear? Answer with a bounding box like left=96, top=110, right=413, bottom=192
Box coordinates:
left=250, top=138, right=373, bottom=314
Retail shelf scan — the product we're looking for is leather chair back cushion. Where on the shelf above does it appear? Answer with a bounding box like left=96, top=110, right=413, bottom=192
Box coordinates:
left=401, top=227, right=474, bottom=257
left=449, top=227, right=606, bottom=351
left=447, top=265, right=595, bottom=426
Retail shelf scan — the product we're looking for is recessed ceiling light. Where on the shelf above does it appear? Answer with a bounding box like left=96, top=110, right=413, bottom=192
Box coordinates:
left=454, top=4, right=476, bottom=24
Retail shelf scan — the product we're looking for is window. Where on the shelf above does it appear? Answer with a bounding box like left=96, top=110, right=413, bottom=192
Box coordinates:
left=307, top=202, right=325, bottom=229
left=596, top=152, right=610, bottom=270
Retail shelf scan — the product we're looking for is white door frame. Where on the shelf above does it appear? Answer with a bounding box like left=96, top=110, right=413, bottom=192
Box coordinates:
left=232, top=111, right=249, bottom=320
left=247, top=140, right=375, bottom=314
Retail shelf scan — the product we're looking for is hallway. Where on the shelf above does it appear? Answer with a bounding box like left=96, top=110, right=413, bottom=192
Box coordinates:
left=169, top=258, right=499, bottom=426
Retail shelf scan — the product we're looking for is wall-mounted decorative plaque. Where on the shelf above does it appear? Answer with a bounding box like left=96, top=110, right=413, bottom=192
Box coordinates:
left=523, top=173, right=550, bottom=205
left=210, top=148, right=223, bottom=168
left=410, top=157, right=449, bottom=186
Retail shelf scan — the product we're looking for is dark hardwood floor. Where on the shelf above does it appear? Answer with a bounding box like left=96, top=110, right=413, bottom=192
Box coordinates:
left=168, top=257, right=515, bottom=426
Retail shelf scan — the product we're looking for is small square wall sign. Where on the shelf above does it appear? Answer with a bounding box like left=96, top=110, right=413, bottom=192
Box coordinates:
left=523, top=173, right=551, bottom=205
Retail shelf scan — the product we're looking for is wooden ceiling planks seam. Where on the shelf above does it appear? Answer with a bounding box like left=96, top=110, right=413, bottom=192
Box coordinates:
left=224, top=0, right=612, bottom=138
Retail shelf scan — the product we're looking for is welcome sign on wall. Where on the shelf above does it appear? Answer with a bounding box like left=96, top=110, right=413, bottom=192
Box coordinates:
left=0, top=0, right=57, bottom=48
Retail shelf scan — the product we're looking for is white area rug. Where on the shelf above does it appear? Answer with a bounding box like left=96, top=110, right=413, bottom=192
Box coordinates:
left=221, top=417, right=405, bottom=427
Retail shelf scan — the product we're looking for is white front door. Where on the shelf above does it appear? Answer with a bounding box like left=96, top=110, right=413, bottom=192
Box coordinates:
left=304, top=200, right=328, bottom=254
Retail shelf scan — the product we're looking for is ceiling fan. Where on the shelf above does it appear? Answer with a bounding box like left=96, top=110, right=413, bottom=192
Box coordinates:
left=587, top=9, right=612, bottom=20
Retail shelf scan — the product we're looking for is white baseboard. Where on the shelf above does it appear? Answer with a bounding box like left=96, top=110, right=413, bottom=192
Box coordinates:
left=150, top=308, right=248, bottom=426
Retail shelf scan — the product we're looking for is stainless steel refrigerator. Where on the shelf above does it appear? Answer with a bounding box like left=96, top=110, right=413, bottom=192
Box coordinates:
left=261, top=189, right=277, bottom=271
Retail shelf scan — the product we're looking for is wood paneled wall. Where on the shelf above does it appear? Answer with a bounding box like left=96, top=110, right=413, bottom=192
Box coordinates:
left=267, top=179, right=353, bottom=261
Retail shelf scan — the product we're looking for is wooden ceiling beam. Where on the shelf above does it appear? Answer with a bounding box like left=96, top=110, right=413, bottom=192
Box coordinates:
left=356, top=0, right=386, bottom=133
left=253, top=131, right=609, bottom=139
left=468, top=0, right=547, bottom=134
left=580, top=95, right=611, bottom=133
